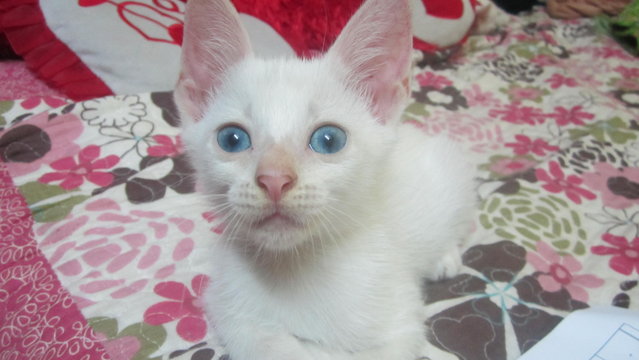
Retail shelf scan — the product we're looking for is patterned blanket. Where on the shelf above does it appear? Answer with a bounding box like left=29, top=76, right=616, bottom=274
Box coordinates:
left=1, top=7, right=638, bottom=360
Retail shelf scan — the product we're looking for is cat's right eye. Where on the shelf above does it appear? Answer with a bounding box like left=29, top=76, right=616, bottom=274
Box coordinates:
left=217, top=125, right=252, bottom=153
left=309, top=125, right=347, bottom=154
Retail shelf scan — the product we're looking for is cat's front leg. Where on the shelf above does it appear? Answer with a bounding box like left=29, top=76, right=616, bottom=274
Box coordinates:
left=305, top=343, right=425, bottom=360
left=302, top=319, right=426, bottom=360
left=430, top=244, right=464, bottom=280
left=217, top=322, right=315, bottom=360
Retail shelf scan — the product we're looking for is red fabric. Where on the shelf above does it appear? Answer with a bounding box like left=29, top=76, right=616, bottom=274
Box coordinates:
left=231, top=0, right=468, bottom=56
left=233, top=0, right=363, bottom=57
left=0, top=163, right=110, bottom=359
left=0, top=30, right=18, bottom=59
left=413, top=37, right=442, bottom=53
left=425, top=0, right=464, bottom=19
left=0, top=0, right=113, bottom=100
left=1, top=3, right=43, bottom=27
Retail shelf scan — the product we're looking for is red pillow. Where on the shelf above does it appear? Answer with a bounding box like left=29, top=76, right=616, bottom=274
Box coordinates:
left=0, top=0, right=477, bottom=101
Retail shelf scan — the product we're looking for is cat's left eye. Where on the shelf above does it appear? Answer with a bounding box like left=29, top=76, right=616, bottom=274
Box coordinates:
left=217, top=125, right=252, bottom=153
left=309, top=125, right=347, bottom=154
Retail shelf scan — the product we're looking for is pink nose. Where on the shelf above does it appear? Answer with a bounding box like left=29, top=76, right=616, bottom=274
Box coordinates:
left=257, top=174, right=296, bottom=203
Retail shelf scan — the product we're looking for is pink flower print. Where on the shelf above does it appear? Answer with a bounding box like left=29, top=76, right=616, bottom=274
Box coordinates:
left=540, top=32, right=559, bottom=47
left=489, top=156, right=537, bottom=177
left=548, top=106, right=594, bottom=126
left=592, top=46, right=634, bottom=61
left=592, top=233, right=639, bottom=276
left=202, top=211, right=226, bottom=234
left=39, top=145, right=119, bottom=190
left=489, top=104, right=545, bottom=125
left=582, top=163, right=639, bottom=210
left=505, top=135, right=559, bottom=156
left=1, top=112, right=83, bottom=177
left=147, top=135, right=183, bottom=157
left=527, top=241, right=603, bottom=302
left=614, top=66, right=639, bottom=79
left=512, top=33, right=533, bottom=42
left=144, top=275, right=210, bottom=342
left=531, top=54, right=557, bottom=67
left=502, top=85, right=546, bottom=103
left=545, top=74, right=578, bottom=89
left=416, top=72, right=453, bottom=89
left=20, top=96, right=68, bottom=110
left=462, top=84, right=501, bottom=108
left=535, top=161, right=596, bottom=204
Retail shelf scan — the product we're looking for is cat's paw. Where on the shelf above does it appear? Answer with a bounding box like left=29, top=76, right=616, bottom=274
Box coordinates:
left=430, top=247, right=463, bottom=280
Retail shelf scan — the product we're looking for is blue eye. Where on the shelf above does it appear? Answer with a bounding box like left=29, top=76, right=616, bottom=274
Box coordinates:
left=309, top=125, right=347, bottom=154
left=217, top=125, right=251, bottom=153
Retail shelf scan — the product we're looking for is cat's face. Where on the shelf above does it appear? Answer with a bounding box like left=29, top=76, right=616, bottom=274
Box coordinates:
left=183, top=58, right=395, bottom=251
left=176, top=0, right=412, bottom=252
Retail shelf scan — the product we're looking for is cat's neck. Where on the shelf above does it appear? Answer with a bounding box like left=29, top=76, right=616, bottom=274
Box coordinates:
left=227, top=219, right=383, bottom=282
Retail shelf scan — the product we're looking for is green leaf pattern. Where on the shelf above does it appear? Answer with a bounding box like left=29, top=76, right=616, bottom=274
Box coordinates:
left=480, top=187, right=588, bottom=255
left=89, top=317, right=167, bottom=360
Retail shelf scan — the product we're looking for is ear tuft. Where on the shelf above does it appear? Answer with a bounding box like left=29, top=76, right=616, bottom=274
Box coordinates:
left=327, top=0, right=413, bottom=124
left=174, top=0, right=252, bottom=124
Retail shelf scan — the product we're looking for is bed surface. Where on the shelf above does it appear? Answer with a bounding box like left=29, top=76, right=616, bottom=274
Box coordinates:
left=0, top=60, right=64, bottom=101
left=1, top=7, right=639, bottom=360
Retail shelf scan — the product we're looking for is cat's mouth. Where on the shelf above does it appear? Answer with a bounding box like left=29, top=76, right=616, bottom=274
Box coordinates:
left=255, top=210, right=300, bottom=229
left=245, top=209, right=311, bottom=251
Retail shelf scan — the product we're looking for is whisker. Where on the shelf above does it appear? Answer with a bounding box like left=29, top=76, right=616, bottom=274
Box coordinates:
left=323, top=202, right=364, bottom=230
left=225, top=212, right=245, bottom=241
left=315, top=210, right=342, bottom=252
left=308, top=213, right=327, bottom=256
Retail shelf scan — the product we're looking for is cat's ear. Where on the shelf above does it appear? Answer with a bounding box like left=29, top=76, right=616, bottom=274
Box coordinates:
left=327, top=0, right=413, bottom=124
left=174, top=0, right=252, bottom=123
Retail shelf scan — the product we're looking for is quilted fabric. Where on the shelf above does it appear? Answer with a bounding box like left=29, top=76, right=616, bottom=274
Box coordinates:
left=0, top=164, right=109, bottom=359
left=0, top=61, right=64, bottom=100
left=0, top=7, right=638, bottom=360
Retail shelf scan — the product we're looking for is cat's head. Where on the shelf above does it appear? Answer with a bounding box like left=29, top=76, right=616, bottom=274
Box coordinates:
left=176, top=0, right=412, bottom=252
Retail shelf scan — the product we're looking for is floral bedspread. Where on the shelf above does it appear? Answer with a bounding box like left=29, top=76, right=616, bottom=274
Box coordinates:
left=1, top=7, right=638, bottom=360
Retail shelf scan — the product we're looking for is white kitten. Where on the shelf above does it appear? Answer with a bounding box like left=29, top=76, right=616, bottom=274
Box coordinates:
left=175, top=0, right=476, bottom=359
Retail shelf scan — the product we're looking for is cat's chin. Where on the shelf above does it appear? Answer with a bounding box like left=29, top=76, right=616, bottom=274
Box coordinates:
left=242, top=213, right=311, bottom=252
left=248, top=230, right=311, bottom=253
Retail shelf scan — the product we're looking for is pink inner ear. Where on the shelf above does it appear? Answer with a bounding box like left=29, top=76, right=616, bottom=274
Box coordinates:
left=366, top=48, right=413, bottom=123
left=327, top=0, right=413, bottom=124
left=174, top=0, right=252, bottom=122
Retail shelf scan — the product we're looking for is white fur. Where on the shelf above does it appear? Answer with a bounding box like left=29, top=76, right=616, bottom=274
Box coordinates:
left=178, top=0, right=475, bottom=359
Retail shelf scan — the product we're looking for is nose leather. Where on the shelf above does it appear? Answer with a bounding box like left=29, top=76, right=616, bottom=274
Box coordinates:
left=257, top=174, right=295, bottom=203
left=255, top=145, right=297, bottom=203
